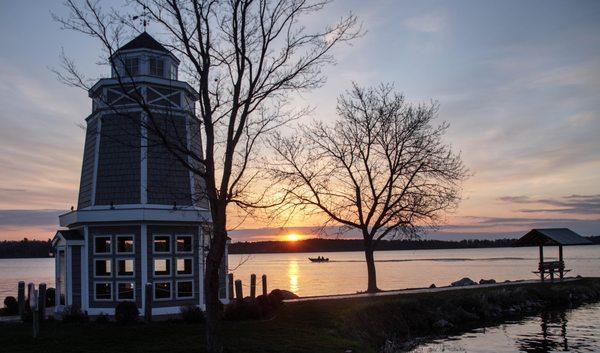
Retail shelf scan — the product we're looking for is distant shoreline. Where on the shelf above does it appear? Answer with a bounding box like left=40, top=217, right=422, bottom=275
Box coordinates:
left=1, top=236, right=598, bottom=258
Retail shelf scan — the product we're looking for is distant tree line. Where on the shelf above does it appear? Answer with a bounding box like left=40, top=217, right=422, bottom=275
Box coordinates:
left=0, top=239, right=53, bottom=258
left=229, top=236, right=600, bottom=254
left=0, top=236, right=598, bottom=258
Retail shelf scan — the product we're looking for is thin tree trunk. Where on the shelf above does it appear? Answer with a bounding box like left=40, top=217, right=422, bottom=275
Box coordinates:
left=364, top=241, right=379, bottom=293
left=204, top=213, right=227, bottom=353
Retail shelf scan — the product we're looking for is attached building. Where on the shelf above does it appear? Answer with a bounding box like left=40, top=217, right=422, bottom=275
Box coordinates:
left=52, top=32, right=229, bottom=316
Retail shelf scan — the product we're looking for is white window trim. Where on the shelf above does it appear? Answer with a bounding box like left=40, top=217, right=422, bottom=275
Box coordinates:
left=94, top=281, right=113, bottom=302
left=93, top=235, right=112, bottom=255
left=116, top=281, right=136, bottom=301
left=116, top=234, right=135, bottom=255
left=93, top=259, right=112, bottom=278
left=153, top=281, right=173, bottom=301
left=153, top=258, right=172, bottom=277
left=116, top=258, right=136, bottom=278
left=175, top=235, right=193, bottom=254
left=176, top=280, right=194, bottom=299
left=153, top=234, right=171, bottom=254
left=176, top=257, right=194, bottom=277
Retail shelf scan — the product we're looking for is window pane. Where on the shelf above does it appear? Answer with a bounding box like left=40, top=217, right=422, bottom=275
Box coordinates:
left=95, top=283, right=112, bottom=300
left=118, top=259, right=134, bottom=276
left=154, top=259, right=171, bottom=276
left=177, top=281, right=193, bottom=298
left=154, top=236, right=170, bottom=253
left=176, top=236, right=192, bottom=252
left=150, top=58, right=164, bottom=77
left=124, top=58, right=139, bottom=75
left=155, top=282, right=171, bottom=299
left=118, top=282, right=135, bottom=300
left=177, top=258, right=192, bottom=275
left=95, top=260, right=111, bottom=276
left=95, top=237, right=111, bottom=253
left=117, top=236, right=134, bottom=253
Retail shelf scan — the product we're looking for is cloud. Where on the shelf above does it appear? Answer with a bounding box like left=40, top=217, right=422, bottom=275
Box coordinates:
left=0, top=209, right=64, bottom=227
left=498, top=194, right=600, bottom=215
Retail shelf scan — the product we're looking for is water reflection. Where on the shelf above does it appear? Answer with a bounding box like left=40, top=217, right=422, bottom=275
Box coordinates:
left=516, top=311, right=570, bottom=352
left=288, top=259, right=299, bottom=294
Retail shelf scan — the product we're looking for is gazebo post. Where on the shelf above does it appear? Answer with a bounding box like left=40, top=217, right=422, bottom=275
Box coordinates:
left=559, top=245, right=564, bottom=279
left=539, top=245, right=545, bottom=281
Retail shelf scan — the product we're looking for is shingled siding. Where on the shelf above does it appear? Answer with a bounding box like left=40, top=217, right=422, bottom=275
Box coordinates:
left=188, top=117, right=210, bottom=209
left=77, top=117, right=98, bottom=209
left=147, top=225, right=200, bottom=308
left=147, top=113, right=192, bottom=205
left=88, top=226, right=142, bottom=309
left=95, top=113, right=141, bottom=205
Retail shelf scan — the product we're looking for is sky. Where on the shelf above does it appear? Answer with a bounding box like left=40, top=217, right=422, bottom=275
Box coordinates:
left=0, top=0, right=599, bottom=242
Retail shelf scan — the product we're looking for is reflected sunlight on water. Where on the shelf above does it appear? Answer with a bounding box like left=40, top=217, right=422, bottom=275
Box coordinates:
left=288, top=259, right=299, bottom=294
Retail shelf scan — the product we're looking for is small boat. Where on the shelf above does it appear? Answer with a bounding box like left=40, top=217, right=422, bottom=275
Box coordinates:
left=309, top=257, right=329, bottom=262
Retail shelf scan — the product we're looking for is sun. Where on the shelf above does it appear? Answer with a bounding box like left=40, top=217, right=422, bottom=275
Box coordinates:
left=285, top=233, right=301, bottom=242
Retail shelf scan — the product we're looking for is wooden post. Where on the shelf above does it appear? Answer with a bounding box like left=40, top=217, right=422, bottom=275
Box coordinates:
left=234, top=279, right=243, bottom=302
left=18, top=281, right=25, bottom=321
left=539, top=245, right=545, bottom=281
left=262, top=274, right=267, bottom=297
left=227, top=273, right=234, bottom=301
left=38, top=283, right=47, bottom=322
left=559, top=245, right=564, bottom=279
left=29, top=285, right=39, bottom=338
left=144, top=283, right=152, bottom=322
left=27, top=282, right=33, bottom=307
left=250, top=274, right=256, bottom=299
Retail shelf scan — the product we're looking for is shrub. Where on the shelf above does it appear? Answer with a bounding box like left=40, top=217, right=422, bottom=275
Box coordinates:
left=115, top=301, right=139, bottom=324
left=3, top=296, right=18, bottom=315
left=95, top=312, right=110, bottom=324
left=61, top=305, right=89, bottom=323
left=180, top=305, right=205, bottom=323
left=46, top=288, right=56, bottom=307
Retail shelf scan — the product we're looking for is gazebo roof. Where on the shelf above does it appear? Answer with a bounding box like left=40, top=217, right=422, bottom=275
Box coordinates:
left=514, top=228, right=593, bottom=247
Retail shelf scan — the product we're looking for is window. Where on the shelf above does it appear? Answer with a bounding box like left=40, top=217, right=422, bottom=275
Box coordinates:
left=154, top=258, right=171, bottom=276
left=177, top=281, right=193, bottom=299
left=176, top=258, right=193, bottom=276
left=95, top=259, right=111, bottom=277
left=154, top=282, right=171, bottom=300
left=176, top=235, right=193, bottom=253
left=149, top=58, right=164, bottom=77
left=117, top=259, right=134, bottom=277
left=94, top=236, right=111, bottom=254
left=153, top=235, right=170, bottom=253
left=123, top=57, right=139, bottom=76
left=117, top=282, right=135, bottom=300
left=117, top=235, right=134, bottom=254
left=95, top=282, right=112, bottom=301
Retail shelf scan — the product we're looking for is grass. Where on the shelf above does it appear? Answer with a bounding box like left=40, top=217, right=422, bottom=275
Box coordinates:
left=2, top=278, right=600, bottom=353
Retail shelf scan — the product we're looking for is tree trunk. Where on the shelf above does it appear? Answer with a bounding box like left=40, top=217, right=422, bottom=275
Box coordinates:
left=364, top=243, right=379, bottom=293
left=204, top=214, right=227, bottom=353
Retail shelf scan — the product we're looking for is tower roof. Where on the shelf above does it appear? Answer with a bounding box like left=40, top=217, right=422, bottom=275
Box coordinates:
left=118, top=31, right=169, bottom=53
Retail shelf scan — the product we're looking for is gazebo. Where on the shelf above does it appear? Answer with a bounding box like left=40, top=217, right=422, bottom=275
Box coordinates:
left=514, top=228, right=592, bottom=281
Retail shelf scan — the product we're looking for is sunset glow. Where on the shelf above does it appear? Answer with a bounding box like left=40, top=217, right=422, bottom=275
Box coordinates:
left=285, top=233, right=301, bottom=242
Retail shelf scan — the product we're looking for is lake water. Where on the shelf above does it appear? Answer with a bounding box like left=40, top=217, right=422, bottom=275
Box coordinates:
left=408, top=302, right=600, bottom=353
left=1, top=245, right=599, bottom=298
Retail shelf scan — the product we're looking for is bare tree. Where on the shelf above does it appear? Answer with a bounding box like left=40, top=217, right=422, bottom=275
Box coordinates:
left=53, top=1, right=360, bottom=351
left=270, top=83, right=468, bottom=293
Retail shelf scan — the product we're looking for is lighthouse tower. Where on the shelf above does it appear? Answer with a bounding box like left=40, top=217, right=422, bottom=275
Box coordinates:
left=52, top=32, right=226, bottom=316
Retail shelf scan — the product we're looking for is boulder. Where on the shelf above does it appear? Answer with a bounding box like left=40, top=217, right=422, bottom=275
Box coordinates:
left=451, top=277, right=477, bottom=287
left=429, top=283, right=436, bottom=288
left=268, top=289, right=299, bottom=304
left=479, top=279, right=496, bottom=285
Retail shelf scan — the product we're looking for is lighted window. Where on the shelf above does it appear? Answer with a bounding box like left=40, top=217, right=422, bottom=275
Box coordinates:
left=123, top=57, right=139, bottom=76
left=117, top=282, right=135, bottom=300
left=176, top=258, right=193, bottom=276
left=94, top=236, right=111, bottom=254
left=154, top=282, right=171, bottom=300
left=95, top=259, right=111, bottom=277
left=95, top=282, right=112, bottom=301
left=177, top=281, right=193, bottom=299
left=176, top=235, right=192, bottom=253
left=149, top=58, right=164, bottom=77
left=117, top=236, right=134, bottom=254
left=154, top=259, right=171, bottom=276
left=117, top=259, right=134, bottom=277
left=153, top=235, right=170, bottom=253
